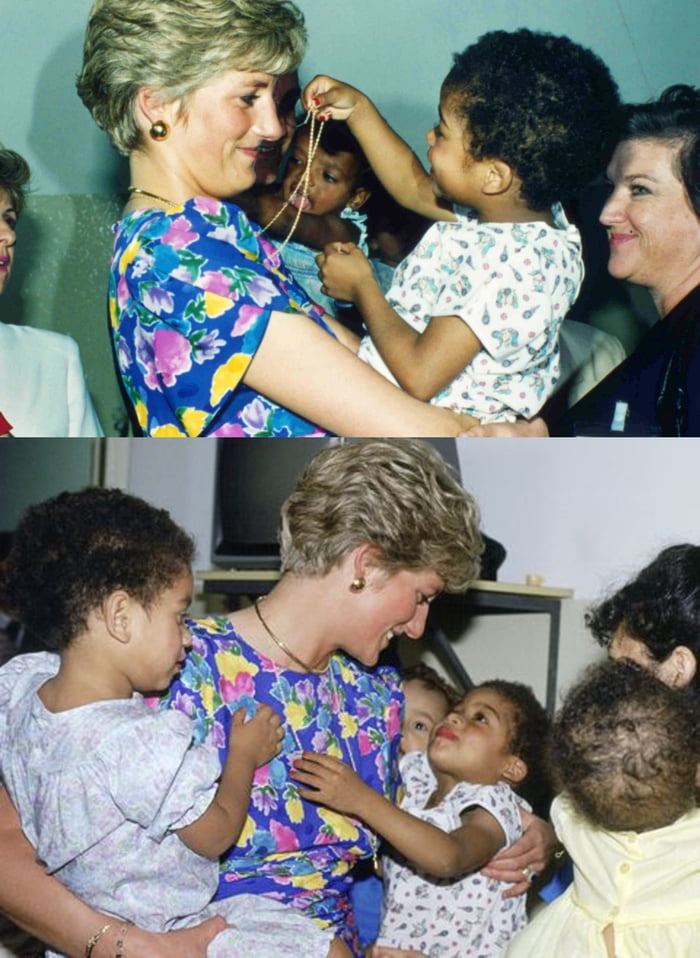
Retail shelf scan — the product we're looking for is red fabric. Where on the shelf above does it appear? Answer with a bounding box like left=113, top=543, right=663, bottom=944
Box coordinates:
left=0, top=412, right=13, bottom=435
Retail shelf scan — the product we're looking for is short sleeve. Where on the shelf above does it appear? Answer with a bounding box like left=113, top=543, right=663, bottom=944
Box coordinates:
left=449, top=781, right=523, bottom=848
left=112, top=198, right=334, bottom=437
left=30, top=708, right=220, bottom=869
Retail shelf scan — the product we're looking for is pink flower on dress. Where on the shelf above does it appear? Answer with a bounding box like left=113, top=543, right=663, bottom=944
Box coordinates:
left=163, top=216, right=197, bottom=249
left=211, top=423, right=248, bottom=437
left=200, top=270, right=235, bottom=297
left=194, top=196, right=222, bottom=217
left=357, top=730, right=373, bottom=757
left=220, top=671, right=255, bottom=700
left=234, top=305, right=265, bottom=335
left=154, top=328, right=192, bottom=386
left=270, top=820, right=300, bottom=851
left=117, top=274, right=130, bottom=309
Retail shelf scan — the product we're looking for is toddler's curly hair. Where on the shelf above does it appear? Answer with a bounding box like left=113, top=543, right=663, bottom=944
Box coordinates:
left=0, top=487, right=194, bottom=650
left=443, top=28, right=621, bottom=209
left=552, top=660, right=699, bottom=831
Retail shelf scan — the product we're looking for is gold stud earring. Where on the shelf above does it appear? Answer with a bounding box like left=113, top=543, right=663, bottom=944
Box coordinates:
left=349, top=577, right=366, bottom=593
left=149, top=120, right=169, bottom=141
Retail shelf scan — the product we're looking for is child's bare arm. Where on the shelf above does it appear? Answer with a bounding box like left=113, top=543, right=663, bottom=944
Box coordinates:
left=292, top=753, right=505, bottom=879
left=177, top=705, right=283, bottom=858
left=318, top=244, right=481, bottom=400
left=303, top=76, right=454, bottom=223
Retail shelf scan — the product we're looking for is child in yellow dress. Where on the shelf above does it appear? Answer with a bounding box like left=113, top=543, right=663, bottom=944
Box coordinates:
left=506, top=660, right=700, bottom=957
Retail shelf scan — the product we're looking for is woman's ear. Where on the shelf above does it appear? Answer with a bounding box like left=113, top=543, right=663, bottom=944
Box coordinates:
left=501, top=754, right=527, bottom=787
left=665, top=645, right=697, bottom=689
left=482, top=159, right=514, bottom=196
left=351, top=542, right=385, bottom=582
left=136, top=86, right=175, bottom=131
left=101, top=590, right=134, bottom=645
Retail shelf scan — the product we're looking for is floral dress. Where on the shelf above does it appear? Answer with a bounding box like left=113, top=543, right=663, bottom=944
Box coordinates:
left=110, top=197, right=334, bottom=437
left=162, top=616, right=403, bottom=955
left=378, top=750, right=526, bottom=957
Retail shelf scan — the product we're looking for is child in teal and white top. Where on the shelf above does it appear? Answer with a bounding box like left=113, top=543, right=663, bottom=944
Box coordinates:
left=308, top=29, right=621, bottom=423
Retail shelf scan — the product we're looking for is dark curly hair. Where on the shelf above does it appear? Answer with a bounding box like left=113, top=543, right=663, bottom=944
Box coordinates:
left=399, top=662, right=461, bottom=709
left=552, top=660, right=699, bottom=831
left=619, top=84, right=700, bottom=218
left=586, top=544, right=700, bottom=680
left=476, top=679, right=552, bottom=818
left=0, top=148, right=31, bottom=216
left=442, top=29, right=621, bottom=209
left=0, top=488, right=195, bottom=650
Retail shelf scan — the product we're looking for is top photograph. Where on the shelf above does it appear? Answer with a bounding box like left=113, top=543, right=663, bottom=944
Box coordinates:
left=2, top=0, right=698, bottom=437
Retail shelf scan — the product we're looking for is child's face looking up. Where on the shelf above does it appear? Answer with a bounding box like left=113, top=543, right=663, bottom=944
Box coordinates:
left=426, top=94, right=489, bottom=210
left=428, top=687, right=522, bottom=786
left=281, top=128, right=365, bottom=217
left=401, top=678, right=451, bottom=754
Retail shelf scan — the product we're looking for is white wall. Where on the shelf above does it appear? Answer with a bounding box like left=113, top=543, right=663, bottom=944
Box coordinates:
left=456, top=439, right=700, bottom=599
left=117, top=437, right=700, bottom=602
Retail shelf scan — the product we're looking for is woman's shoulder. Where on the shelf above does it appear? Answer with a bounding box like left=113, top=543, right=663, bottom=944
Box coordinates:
left=0, top=323, right=80, bottom=357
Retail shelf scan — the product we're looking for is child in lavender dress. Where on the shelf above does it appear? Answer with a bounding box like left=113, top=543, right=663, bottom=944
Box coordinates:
left=0, top=488, right=339, bottom=958
left=293, top=680, right=551, bottom=957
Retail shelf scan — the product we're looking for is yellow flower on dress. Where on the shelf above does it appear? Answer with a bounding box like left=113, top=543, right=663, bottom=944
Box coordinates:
left=134, top=400, right=148, bottom=431
left=204, top=290, right=235, bottom=318
left=317, top=808, right=359, bottom=843
left=200, top=683, right=216, bottom=715
left=215, top=650, right=259, bottom=681
left=286, top=794, right=304, bottom=824
left=237, top=814, right=256, bottom=849
left=180, top=408, right=209, bottom=437
left=210, top=353, right=251, bottom=405
left=284, top=700, right=308, bottom=729
left=152, top=423, right=187, bottom=437
left=339, top=713, right=359, bottom=739
left=109, top=297, right=118, bottom=330
left=119, top=238, right=140, bottom=275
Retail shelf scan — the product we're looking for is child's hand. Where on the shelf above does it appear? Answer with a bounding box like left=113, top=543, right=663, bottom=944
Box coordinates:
left=228, top=704, right=284, bottom=768
left=303, top=75, right=363, bottom=121
left=290, top=751, right=370, bottom=814
left=316, top=242, right=373, bottom=303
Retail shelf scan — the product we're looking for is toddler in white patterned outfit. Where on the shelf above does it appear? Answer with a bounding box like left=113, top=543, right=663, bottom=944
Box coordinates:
left=293, top=679, right=551, bottom=958
left=308, top=29, right=621, bottom=423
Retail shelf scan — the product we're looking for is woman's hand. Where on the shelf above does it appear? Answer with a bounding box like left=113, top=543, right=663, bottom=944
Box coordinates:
left=303, top=75, right=364, bottom=121
left=459, top=417, right=549, bottom=438
left=228, top=704, right=284, bottom=767
left=103, top=916, right=227, bottom=957
left=368, top=946, right=428, bottom=958
left=316, top=242, right=374, bottom=304
left=480, top=810, right=556, bottom=898
left=291, top=752, right=370, bottom=815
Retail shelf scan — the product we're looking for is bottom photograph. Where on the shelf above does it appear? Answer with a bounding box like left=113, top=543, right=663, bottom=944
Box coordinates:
left=1, top=437, right=699, bottom=958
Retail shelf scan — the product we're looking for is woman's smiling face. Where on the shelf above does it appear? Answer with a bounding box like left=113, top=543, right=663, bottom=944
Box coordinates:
left=0, top=189, right=18, bottom=294
left=600, top=137, right=700, bottom=314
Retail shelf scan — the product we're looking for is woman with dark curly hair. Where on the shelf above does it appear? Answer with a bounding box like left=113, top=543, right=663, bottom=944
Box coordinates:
left=586, top=543, right=700, bottom=690
left=306, top=29, right=621, bottom=423
left=506, top=660, right=700, bottom=956
left=0, top=149, right=102, bottom=437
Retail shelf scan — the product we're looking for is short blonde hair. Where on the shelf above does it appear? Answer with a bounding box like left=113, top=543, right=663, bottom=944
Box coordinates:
left=279, top=440, right=483, bottom=593
left=77, top=0, right=307, bottom=154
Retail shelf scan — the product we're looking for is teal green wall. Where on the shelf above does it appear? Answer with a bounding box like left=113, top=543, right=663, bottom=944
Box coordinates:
left=1, top=0, right=698, bottom=434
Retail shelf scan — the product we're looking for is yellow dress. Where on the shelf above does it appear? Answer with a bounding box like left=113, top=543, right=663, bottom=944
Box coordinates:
left=505, top=795, right=700, bottom=957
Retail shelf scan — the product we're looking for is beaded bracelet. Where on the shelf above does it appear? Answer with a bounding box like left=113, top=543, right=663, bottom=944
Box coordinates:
left=85, top=923, right=112, bottom=958
left=115, top=920, right=132, bottom=958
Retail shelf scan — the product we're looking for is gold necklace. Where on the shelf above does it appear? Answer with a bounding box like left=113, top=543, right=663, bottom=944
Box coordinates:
left=261, top=110, right=327, bottom=252
left=128, top=186, right=180, bottom=208
left=254, top=598, right=328, bottom=674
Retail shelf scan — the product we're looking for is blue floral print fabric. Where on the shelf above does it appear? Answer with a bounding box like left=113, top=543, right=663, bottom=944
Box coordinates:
left=161, top=617, right=403, bottom=954
left=110, top=198, right=333, bottom=436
